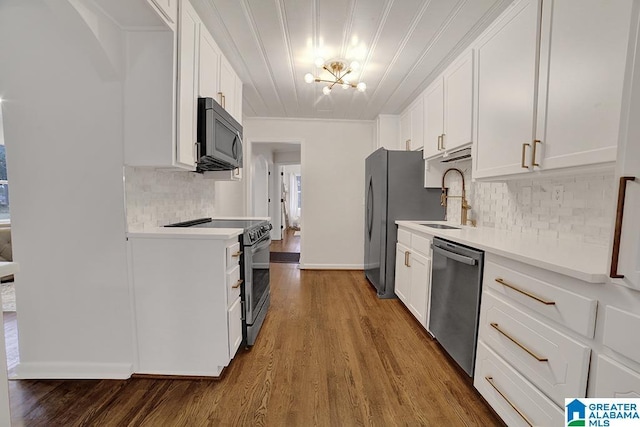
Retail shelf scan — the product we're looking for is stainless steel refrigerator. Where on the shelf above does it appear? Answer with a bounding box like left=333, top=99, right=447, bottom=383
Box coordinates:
left=364, top=148, right=444, bottom=298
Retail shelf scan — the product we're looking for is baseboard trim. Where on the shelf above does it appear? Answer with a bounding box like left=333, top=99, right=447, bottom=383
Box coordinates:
left=9, top=362, right=133, bottom=380
left=299, top=263, right=364, bottom=270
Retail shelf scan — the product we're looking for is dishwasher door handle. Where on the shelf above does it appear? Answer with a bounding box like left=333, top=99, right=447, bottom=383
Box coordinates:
left=432, top=245, right=477, bottom=266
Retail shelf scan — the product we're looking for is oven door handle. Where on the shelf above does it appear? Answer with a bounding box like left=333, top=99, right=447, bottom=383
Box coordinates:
left=251, top=237, right=271, bottom=253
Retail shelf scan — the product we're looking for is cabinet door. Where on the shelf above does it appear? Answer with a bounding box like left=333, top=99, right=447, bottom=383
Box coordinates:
left=535, top=0, right=632, bottom=171
left=409, top=98, right=424, bottom=151
left=234, top=76, right=243, bottom=125
left=423, top=78, right=444, bottom=159
left=610, top=1, right=640, bottom=291
left=198, top=28, right=221, bottom=99
left=176, top=0, right=200, bottom=169
left=228, top=297, right=243, bottom=359
left=473, top=0, right=541, bottom=179
left=395, top=244, right=411, bottom=305
left=408, top=252, right=430, bottom=327
left=443, top=51, right=473, bottom=153
left=400, top=110, right=411, bottom=151
left=149, top=0, right=177, bottom=24
left=219, top=56, right=237, bottom=118
left=594, top=355, right=640, bottom=398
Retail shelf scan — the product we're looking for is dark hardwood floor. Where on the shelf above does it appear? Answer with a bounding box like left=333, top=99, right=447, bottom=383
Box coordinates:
left=7, top=264, right=504, bottom=426
left=270, top=228, right=300, bottom=253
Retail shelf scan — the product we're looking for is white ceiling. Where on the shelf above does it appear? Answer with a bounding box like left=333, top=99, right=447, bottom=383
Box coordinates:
left=192, top=0, right=514, bottom=121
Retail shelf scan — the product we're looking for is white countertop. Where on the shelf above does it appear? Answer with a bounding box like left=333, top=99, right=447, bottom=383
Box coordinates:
left=0, top=262, right=19, bottom=278
left=396, top=221, right=609, bottom=284
left=127, top=227, right=243, bottom=240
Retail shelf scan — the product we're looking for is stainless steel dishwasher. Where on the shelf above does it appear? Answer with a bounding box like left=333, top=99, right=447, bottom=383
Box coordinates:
left=429, top=237, right=484, bottom=377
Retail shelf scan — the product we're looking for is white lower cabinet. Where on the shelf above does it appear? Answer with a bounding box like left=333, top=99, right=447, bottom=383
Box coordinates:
left=475, top=253, right=595, bottom=423
left=594, top=355, right=640, bottom=398
left=475, top=342, right=564, bottom=427
left=128, top=234, right=242, bottom=377
left=480, top=292, right=590, bottom=406
left=395, top=226, right=432, bottom=329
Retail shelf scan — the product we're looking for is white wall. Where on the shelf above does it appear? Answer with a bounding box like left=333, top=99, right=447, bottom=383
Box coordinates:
left=0, top=1, right=132, bottom=378
left=244, top=118, right=375, bottom=269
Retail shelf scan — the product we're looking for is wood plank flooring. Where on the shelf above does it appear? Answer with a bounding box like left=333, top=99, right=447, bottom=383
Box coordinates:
left=7, top=264, right=504, bottom=426
left=270, top=228, right=300, bottom=253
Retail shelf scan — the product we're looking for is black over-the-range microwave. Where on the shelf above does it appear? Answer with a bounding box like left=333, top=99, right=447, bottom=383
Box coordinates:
left=196, top=97, right=243, bottom=172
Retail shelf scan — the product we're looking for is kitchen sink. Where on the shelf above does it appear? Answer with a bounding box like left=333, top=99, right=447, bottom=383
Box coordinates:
left=421, top=224, right=461, bottom=230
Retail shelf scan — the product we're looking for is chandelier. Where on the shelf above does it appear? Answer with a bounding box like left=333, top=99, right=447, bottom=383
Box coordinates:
left=304, top=59, right=367, bottom=95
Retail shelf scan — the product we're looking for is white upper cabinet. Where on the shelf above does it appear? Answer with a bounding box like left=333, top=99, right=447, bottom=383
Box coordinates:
left=219, top=55, right=242, bottom=124
left=410, top=98, right=424, bottom=151
left=424, top=51, right=473, bottom=160
left=443, top=51, right=473, bottom=153
left=423, top=79, right=444, bottom=159
left=400, top=98, right=424, bottom=151
left=176, top=0, right=200, bottom=169
left=473, top=0, right=632, bottom=180
left=198, top=27, right=221, bottom=99
left=473, top=0, right=540, bottom=179
left=148, top=0, right=177, bottom=25
left=609, top=1, right=640, bottom=292
left=400, top=109, right=411, bottom=150
left=535, top=0, right=632, bottom=171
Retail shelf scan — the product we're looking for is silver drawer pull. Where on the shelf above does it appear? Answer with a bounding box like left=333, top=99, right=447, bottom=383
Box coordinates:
left=485, top=376, right=533, bottom=427
left=495, top=278, right=555, bottom=305
left=232, top=279, right=243, bottom=289
left=231, top=251, right=243, bottom=258
left=490, top=322, right=548, bottom=362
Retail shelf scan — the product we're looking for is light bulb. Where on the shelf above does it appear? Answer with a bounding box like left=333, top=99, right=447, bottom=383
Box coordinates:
left=322, top=86, right=331, bottom=95
left=304, top=73, right=314, bottom=84
left=356, top=82, right=367, bottom=92
left=350, top=61, right=360, bottom=71
left=314, top=57, right=325, bottom=68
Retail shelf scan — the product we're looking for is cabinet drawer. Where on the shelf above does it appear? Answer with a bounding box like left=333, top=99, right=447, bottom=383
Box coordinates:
left=397, top=228, right=412, bottom=246
left=412, top=234, right=431, bottom=257
left=603, top=306, right=640, bottom=364
left=227, top=265, right=241, bottom=307
left=226, top=241, right=241, bottom=267
left=594, top=355, right=640, bottom=398
left=475, top=341, right=563, bottom=427
left=484, top=261, right=597, bottom=338
left=480, top=292, right=590, bottom=406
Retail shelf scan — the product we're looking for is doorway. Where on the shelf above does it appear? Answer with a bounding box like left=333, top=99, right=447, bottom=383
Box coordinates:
left=248, top=141, right=301, bottom=264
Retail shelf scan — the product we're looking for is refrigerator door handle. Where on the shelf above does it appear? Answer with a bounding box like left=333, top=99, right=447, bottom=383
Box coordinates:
left=367, top=176, right=374, bottom=239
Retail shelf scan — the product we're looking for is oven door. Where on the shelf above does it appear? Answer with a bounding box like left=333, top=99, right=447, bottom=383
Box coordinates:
left=244, top=235, right=271, bottom=325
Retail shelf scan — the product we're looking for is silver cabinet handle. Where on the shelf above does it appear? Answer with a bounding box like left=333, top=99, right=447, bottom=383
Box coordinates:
left=490, top=322, right=548, bottom=362
left=495, top=278, right=555, bottom=305
left=485, top=376, right=533, bottom=427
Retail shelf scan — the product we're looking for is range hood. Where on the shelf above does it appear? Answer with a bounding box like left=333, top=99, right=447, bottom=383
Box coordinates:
left=440, top=146, right=471, bottom=163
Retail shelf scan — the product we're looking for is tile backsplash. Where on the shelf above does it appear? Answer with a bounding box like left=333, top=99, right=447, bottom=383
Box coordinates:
left=443, top=161, right=615, bottom=246
left=125, top=167, right=217, bottom=230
